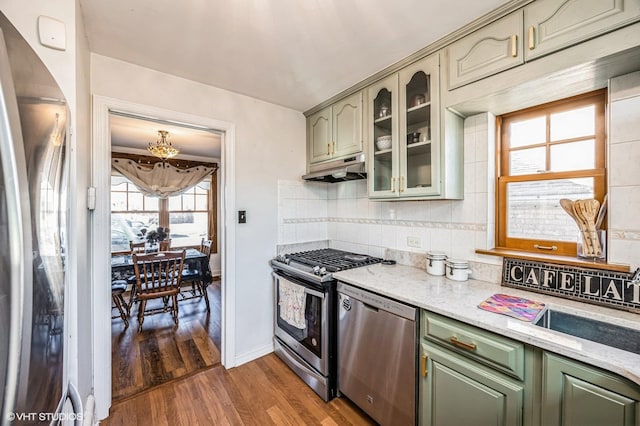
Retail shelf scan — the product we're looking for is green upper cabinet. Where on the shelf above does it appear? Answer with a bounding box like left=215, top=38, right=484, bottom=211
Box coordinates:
left=446, top=0, right=640, bottom=90
left=542, top=352, right=640, bottom=426
left=524, top=0, right=640, bottom=61
left=368, top=53, right=461, bottom=200
left=307, top=91, right=362, bottom=164
left=446, top=11, right=524, bottom=90
left=332, top=92, right=363, bottom=158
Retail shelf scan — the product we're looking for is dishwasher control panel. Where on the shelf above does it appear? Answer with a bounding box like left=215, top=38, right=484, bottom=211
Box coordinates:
left=337, top=281, right=416, bottom=321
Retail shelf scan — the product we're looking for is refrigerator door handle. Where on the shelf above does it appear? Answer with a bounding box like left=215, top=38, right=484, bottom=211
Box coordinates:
left=0, top=26, right=33, bottom=424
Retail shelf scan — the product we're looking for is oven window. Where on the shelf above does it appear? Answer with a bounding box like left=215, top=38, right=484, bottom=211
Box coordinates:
left=277, top=286, right=323, bottom=358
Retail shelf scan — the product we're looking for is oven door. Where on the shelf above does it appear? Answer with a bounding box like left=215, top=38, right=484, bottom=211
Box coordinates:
left=273, top=271, right=328, bottom=375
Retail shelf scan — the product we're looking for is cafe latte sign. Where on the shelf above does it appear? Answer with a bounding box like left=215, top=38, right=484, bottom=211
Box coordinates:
left=502, top=258, right=640, bottom=313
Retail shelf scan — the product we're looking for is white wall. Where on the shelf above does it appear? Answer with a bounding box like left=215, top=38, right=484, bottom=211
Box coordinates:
left=608, top=71, right=640, bottom=270
left=1, top=0, right=93, bottom=402
left=90, top=54, right=307, bottom=361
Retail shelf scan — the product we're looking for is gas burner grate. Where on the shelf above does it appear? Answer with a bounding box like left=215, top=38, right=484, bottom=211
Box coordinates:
left=286, top=248, right=382, bottom=272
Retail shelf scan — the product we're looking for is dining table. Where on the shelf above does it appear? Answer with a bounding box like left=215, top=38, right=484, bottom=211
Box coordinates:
left=111, top=248, right=212, bottom=286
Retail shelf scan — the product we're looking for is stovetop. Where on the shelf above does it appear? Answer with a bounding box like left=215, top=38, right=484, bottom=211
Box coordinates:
left=274, top=248, right=382, bottom=275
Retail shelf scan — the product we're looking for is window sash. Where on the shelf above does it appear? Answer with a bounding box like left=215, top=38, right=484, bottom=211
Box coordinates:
left=111, top=176, right=213, bottom=250
left=496, top=90, right=606, bottom=256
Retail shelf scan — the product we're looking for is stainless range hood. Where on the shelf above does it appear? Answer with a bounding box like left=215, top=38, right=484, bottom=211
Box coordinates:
left=302, top=153, right=367, bottom=183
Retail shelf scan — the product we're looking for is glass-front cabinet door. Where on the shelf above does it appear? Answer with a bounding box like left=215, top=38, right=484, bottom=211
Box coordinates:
left=368, top=74, right=399, bottom=197
left=368, top=54, right=441, bottom=199
left=399, top=55, right=440, bottom=197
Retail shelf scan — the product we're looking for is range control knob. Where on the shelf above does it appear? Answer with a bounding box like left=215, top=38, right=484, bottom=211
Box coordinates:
left=312, top=266, right=321, bottom=275
left=319, top=267, right=327, bottom=275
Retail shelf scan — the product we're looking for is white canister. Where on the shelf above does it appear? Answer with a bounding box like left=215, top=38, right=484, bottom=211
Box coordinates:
left=426, top=251, right=447, bottom=276
left=445, top=259, right=472, bottom=282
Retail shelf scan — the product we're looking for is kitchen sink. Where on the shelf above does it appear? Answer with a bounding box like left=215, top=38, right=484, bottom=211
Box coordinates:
left=534, top=309, right=640, bottom=355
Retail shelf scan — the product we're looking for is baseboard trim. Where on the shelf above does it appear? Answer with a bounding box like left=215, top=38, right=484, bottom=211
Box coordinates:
left=234, top=342, right=274, bottom=367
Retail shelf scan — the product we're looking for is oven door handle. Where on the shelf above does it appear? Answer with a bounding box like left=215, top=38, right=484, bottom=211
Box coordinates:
left=302, top=285, right=324, bottom=299
left=272, top=272, right=325, bottom=299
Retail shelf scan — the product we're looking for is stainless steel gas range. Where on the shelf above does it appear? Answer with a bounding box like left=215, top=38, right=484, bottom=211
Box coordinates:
left=270, top=249, right=382, bottom=401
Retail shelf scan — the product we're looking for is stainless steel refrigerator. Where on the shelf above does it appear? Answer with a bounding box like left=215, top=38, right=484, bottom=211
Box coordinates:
left=0, top=12, right=81, bottom=425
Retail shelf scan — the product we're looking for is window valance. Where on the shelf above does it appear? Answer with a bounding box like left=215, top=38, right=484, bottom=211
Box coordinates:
left=111, top=158, right=215, bottom=199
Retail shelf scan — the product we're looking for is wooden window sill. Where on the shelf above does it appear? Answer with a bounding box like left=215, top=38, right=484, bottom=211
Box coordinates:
left=475, top=248, right=630, bottom=273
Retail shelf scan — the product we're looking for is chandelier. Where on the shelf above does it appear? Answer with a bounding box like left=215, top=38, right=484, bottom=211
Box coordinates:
left=148, top=130, right=179, bottom=160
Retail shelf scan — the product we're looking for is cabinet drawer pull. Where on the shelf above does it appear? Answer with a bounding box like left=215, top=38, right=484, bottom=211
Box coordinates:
left=391, top=177, right=396, bottom=193
left=421, top=354, right=428, bottom=377
left=510, top=34, right=517, bottom=57
left=528, top=26, right=535, bottom=50
left=450, top=336, right=477, bottom=351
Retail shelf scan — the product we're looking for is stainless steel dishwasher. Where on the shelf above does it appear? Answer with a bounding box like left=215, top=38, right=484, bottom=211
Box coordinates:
left=337, top=282, right=417, bottom=426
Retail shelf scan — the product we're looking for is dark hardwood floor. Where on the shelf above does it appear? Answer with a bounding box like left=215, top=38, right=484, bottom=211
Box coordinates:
left=111, top=279, right=222, bottom=401
left=103, top=353, right=375, bottom=425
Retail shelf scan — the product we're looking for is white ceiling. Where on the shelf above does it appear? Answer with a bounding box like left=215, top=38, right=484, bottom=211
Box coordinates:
left=110, top=113, right=221, bottom=159
left=80, top=0, right=510, bottom=112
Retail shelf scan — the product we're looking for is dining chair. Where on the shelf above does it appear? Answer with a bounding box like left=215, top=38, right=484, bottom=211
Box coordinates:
left=127, top=240, right=147, bottom=300
left=111, top=279, right=130, bottom=329
left=159, top=238, right=172, bottom=252
left=129, top=240, right=146, bottom=254
left=132, top=250, right=185, bottom=332
left=180, top=238, right=212, bottom=311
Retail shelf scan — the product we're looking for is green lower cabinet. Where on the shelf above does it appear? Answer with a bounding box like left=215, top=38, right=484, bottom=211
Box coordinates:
left=542, top=352, right=640, bottom=426
left=420, top=341, right=524, bottom=426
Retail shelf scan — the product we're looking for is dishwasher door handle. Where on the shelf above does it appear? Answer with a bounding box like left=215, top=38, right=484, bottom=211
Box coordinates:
left=362, top=302, right=379, bottom=312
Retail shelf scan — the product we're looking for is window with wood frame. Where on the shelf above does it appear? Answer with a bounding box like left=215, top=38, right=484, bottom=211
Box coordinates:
left=496, top=90, right=606, bottom=256
left=110, top=153, right=217, bottom=253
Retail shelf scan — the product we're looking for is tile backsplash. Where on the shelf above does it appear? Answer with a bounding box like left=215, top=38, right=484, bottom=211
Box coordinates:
left=278, top=71, right=640, bottom=276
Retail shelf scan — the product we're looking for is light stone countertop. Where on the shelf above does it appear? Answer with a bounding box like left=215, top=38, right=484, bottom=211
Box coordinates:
left=333, top=263, right=640, bottom=386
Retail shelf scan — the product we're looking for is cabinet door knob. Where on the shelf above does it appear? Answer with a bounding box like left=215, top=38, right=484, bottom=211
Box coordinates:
left=510, top=34, right=518, bottom=57
left=528, top=26, right=535, bottom=50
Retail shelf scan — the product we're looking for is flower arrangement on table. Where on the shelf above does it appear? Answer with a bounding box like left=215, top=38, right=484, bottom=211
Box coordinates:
left=144, top=227, right=169, bottom=245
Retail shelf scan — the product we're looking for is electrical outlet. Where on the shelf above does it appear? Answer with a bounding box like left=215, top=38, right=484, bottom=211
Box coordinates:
left=407, top=236, right=421, bottom=248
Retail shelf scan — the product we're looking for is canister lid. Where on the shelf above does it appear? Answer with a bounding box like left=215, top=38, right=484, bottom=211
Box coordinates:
left=445, top=258, right=469, bottom=268
left=427, top=251, right=447, bottom=260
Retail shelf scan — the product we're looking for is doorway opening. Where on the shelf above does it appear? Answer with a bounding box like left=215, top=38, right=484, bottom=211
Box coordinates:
left=108, top=112, right=222, bottom=400
left=91, top=96, right=237, bottom=420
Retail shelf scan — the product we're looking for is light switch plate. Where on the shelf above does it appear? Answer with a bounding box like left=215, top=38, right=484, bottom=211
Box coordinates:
left=38, top=16, right=66, bottom=51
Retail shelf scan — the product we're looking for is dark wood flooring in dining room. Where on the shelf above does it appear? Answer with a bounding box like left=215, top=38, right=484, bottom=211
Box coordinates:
left=111, top=278, right=222, bottom=401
